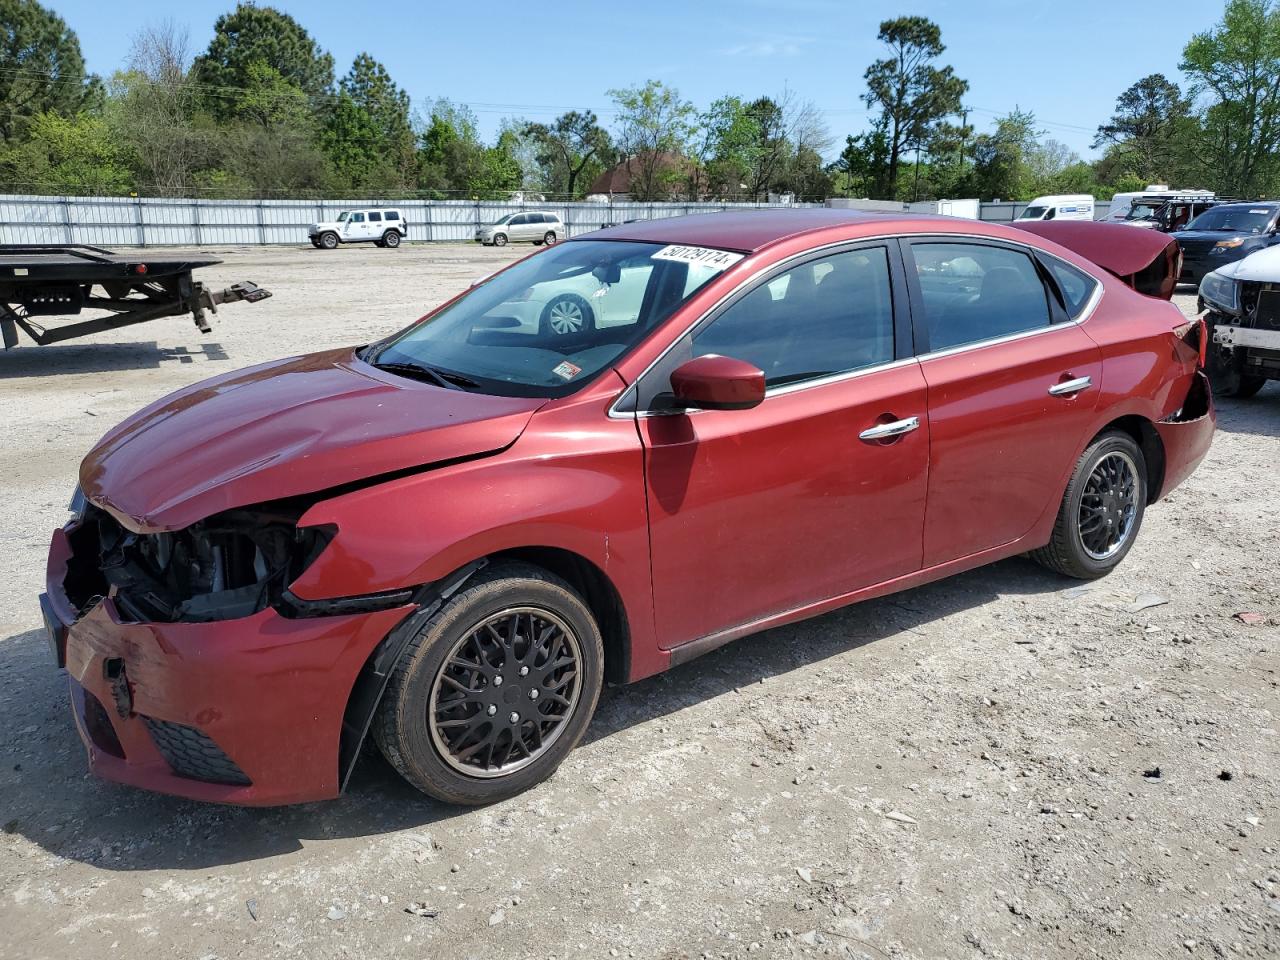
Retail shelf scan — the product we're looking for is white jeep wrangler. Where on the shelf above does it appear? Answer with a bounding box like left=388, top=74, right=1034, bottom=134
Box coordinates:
left=309, top=209, right=407, bottom=249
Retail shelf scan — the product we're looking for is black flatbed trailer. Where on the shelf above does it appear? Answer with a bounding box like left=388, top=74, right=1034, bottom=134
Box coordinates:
left=0, top=243, right=269, bottom=347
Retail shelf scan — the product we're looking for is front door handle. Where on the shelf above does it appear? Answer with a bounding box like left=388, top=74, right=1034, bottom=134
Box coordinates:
left=859, top=416, right=920, bottom=442
left=1048, top=375, right=1093, bottom=397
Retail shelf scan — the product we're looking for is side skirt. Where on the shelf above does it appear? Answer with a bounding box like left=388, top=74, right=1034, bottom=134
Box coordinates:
left=666, top=538, right=1038, bottom=669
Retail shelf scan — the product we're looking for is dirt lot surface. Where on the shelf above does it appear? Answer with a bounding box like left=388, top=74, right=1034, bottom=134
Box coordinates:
left=0, top=243, right=1277, bottom=960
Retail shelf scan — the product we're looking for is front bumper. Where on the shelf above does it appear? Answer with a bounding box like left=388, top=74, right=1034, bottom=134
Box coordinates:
left=44, top=525, right=412, bottom=806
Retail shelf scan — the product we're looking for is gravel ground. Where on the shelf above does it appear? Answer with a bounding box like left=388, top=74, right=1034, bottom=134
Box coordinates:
left=0, top=244, right=1277, bottom=960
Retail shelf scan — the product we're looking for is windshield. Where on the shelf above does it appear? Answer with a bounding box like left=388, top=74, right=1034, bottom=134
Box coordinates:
left=492, top=214, right=514, bottom=226
left=1186, top=206, right=1276, bottom=233
left=337, top=211, right=350, bottom=222
left=1019, top=206, right=1047, bottom=220
left=368, top=240, right=736, bottom=398
left=1126, top=201, right=1163, bottom=220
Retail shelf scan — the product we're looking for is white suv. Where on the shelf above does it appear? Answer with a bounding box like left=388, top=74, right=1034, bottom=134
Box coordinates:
left=309, top=209, right=408, bottom=249
left=475, top=212, right=565, bottom=247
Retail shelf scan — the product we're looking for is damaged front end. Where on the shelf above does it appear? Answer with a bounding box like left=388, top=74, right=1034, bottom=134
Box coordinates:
left=45, top=495, right=424, bottom=805
left=1199, top=270, right=1280, bottom=389
left=67, top=500, right=334, bottom=624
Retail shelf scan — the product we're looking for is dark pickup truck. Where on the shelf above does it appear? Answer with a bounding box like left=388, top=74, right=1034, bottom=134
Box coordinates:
left=0, top=244, right=268, bottom=348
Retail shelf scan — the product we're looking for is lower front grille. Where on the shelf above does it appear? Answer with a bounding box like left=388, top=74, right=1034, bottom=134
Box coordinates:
left=142, top=717, right=251, bottom=786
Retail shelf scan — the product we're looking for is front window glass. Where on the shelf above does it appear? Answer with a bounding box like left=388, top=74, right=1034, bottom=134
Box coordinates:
left=368, top=240, right=734, bottom=398
left=1186, top=206, right=1276, bottom=233
left=1019, top=206, right=1047, bottom=220
left=350, top=212, right=365, bottom=223
left=911, top=243, right=1051, bottom=351
left=691, top=247, right=895, bottom=388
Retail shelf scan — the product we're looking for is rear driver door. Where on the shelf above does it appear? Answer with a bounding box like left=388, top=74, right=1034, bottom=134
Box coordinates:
left=902, top=238, right=1103, bottom=567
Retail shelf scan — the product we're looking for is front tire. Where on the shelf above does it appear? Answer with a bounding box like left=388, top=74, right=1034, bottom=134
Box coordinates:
left=373, top=563, right=604, bottom=805
left=319, top=231, right=339, bottom=250
left=492, top=233, right=508, bottom=247
left=1031, top=431, right=1147, bottom=580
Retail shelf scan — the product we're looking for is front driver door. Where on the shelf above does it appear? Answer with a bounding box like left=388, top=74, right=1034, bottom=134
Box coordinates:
left=344, top=211, right=368, bottom=240
left=635, top=242, right=930, bottom=649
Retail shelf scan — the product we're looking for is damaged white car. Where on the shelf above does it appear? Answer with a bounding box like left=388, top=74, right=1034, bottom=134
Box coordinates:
left=1198, top=246, right=1280, bottom=397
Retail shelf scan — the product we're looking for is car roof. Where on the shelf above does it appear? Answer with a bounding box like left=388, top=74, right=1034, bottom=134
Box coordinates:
left=1206, top=201, right=1279, bottom=210
left=577, top=208, right=963, bottom=254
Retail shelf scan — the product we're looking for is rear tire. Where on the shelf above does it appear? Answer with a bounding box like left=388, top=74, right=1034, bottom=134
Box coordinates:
left=373, top=562, right=604, bottom=805
left=1031, top=431, right=1147, bottom=580
left=384, top=230, right=402, bottom=248
left=543, top=231, right=558, bottom=246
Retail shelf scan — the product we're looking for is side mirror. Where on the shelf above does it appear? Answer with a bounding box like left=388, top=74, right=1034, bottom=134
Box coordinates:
left=669, top=355, right=765, bottom=411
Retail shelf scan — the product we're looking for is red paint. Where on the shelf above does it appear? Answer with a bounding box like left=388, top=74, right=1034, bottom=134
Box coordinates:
left=80, top=348, right=543, bottom=532
left=669, top=355, right=766, bottom=410
left=46, top=210, right=1214, bottom=804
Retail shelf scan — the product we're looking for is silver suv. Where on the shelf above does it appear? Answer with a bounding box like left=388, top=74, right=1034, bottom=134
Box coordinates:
left=476, top=212, right=565, bottom=247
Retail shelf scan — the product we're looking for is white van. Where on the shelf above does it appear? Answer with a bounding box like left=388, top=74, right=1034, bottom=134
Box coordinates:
left=1017, top=195, right=1095, bottom=222
left=1107, top=186, right=1215, bottom=225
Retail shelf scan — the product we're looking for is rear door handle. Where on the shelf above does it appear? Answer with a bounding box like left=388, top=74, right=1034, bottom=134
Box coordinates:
left=859, top=416, right=920, bottom=441
left=1048, top=375, right=1093, bottom=397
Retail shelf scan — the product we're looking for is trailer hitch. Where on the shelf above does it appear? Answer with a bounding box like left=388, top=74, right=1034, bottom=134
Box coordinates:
left=190, top=281, right=272, bottom=333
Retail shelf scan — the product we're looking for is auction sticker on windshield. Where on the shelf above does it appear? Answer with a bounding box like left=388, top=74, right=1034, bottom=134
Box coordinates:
left=652, top=245, right=744, bottom=271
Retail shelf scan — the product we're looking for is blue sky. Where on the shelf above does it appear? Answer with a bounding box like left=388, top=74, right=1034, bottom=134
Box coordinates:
left=54, top=0, right=1222, bottom=159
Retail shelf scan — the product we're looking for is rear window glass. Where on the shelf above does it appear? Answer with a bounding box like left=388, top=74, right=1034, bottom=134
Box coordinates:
left=384, top=211, right=400, bottom=220
left=1042, top=257, right=1097, bottom=319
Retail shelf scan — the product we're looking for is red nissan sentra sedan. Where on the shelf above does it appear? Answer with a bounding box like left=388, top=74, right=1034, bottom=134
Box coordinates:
left=42, top=210, right=1214, bottom=806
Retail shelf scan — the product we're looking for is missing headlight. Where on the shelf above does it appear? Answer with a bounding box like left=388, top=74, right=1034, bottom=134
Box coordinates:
left=94, top=506, right=335, bottom=623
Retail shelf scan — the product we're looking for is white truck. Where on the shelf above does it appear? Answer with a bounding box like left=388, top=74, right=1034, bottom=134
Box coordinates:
left=1016, top=194, right=1095, bottom=222
left=308, top=208, right=408, bottom=249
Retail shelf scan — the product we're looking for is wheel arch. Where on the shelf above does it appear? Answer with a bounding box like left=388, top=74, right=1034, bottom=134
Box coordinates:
left=1092, top=414, right=1166, bottom=503
left=485, top=546, right=631, bottom=686
left=335, top=545, right=632, bottom=792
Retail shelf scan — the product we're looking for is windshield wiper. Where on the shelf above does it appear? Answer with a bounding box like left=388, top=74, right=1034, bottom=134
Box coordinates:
left=373, top=360, right=468, bottom=390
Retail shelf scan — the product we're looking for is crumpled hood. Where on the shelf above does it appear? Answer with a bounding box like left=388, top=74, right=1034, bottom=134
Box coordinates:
left=81, top=348, right=545, bottom=532
left=1208, top=243, right=1280, bottom=282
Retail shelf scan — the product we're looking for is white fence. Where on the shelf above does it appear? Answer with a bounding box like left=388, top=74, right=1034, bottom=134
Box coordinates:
left=0, top=196, right=826, bottom=247
left=0, top=195, right=1114, bottom=247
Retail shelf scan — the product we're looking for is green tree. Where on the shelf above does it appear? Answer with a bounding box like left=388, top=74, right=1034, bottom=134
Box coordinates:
left=107, top=22, right=212, bottom=197
left=192, top=3, right=334, bottom=122
left=0, top=110, right=131, bottom=193
left=969, top=108, right=1041, bottom=200
left=830, top=118, right=891, bottom=198
left=1093, top=74, right=1194, bottom=184
left=862, top=15, right=968, bottom=198
left=0, top=0, right=93, bottom=143
left=607, top=80, right=697, bottom=200
left=524, top=110, right=612, bottom=198
left=1181, top=0, right=1280, bottom=195
left=323, top=53, right=414, bottom=189
left=691, top=96, right=758, bottom=197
